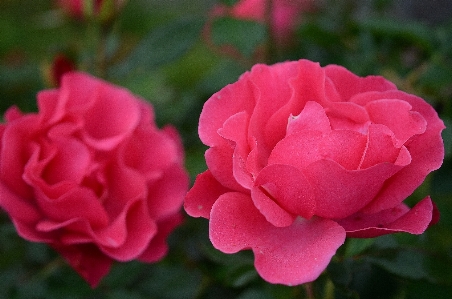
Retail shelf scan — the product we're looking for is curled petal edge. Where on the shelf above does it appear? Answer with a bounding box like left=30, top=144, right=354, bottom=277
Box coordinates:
left=340, top=196, right=436, bottom=238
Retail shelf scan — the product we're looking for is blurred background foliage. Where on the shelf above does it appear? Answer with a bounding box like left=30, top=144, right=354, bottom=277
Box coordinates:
left=0, top=0, right=451, bottom=298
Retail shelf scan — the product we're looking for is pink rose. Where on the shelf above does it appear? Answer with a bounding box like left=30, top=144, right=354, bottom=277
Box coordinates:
left=57, top=0, right=125, bottom=20
left=210, top=0, right=313, bottom=46
left=0, top=72, right=189, bottom=287
left=185, top=59, right=444, bottom=285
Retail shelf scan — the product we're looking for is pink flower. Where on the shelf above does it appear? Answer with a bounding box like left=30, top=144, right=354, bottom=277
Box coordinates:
left=0, top=72, right=189, bottom=287
left=185, top=59, right=445, bottom=286
left=211, top=0, right=313, bottom=46
left=57, top=0, right=125, bottom=20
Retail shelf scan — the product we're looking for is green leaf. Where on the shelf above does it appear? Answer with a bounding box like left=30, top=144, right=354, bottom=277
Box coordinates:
left=405, top=280, right=452, bottom=299
left=110, top=17, right=205, bottom=77
left=138, top=263, right=203, bottom=299
left=365, top=250, right=429, bottom=280
left=211, top=17, right=267, bottom=57
left=355, top=17, right=436, bottom=52
left=237, top=289, right=274, bottom=299
left=219, top=0, right=240, bottom=6
left=344, top=238, right=375, bottom=258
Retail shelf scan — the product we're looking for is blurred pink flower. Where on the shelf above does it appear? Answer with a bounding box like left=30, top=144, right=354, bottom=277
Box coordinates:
left=0, top=72, right=188, bottom=287
left=212, top=0, right=313, bottom=46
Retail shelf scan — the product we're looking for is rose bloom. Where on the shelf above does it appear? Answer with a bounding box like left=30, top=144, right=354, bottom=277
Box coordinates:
left=0, top=72, right=189, bottom=287
left=210, top=0, right=313, bottom=46
left=185, top=59, right=445, bottom=285
left=57, top=0, right=125, bottom=19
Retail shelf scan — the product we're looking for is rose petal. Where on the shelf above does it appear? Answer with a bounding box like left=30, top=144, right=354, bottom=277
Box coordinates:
left=359, top=124, right=411, bottom=169
left=339, top=196, right=434, bottom=238
left=0, top=181, right=43, bottom=241
left=268, top=130, right=323, bottom=169
left=251, top=184, right=295, bottom=227
left=325, top=101, right=370, bottom=129
left=36, top=218, right=93, bottom=244
left=4, top=105, right=24, bottom=122
left=161, top=125, right=185, bottom=164
left=139, top=213, right=183, bottom=262
left=218, top=111, right=253, bottom=189
left=304, top=159, right=403, bottom=219
left=59, top=72, right=99, bottom=113
left=34, top=187, right=109, bottom=228
left=286, top=101, right=331, bottom=135
left=324, top=65, right=397, bottom=101
left=37, top=90, right=68, bottom=125
left=248, top=62, right=299, bottom=147
left=98, top=199, right=156, bottom=261
left=209, top=192, right=345, bottom=285
left=122, top=127, right=180, bottom=180
left=264, top=60, right=337, bottom=147
left=43, top=138, right=91, bottom=185
left=205, top=146, right=249, bottom=192
left=184, top=170, right=231, bottom=219
left=147, top=164, right=188, bottom=219
left=252, top=164, right=315, bottom=224
left=0, top=114, right=39, bottom=198
left=82, top=84, right=141, bottom=150
left=269, top=129, right=367, bottom=171
left=365, top=99, right=427, bottom=147
left=199, top=73, right=256, bottom=147
left=358, top=92, right=445, bottom=213
left=52, top=243, right=112, bottom=288
left=245, top=138, right=268, bottom=179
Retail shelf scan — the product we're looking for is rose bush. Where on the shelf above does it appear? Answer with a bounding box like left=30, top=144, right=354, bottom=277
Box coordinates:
left=185, top=59, right=445, bottom=285
left=0, top=72, right=188, bottom=287
left=208, top=0, right=313, bottom=47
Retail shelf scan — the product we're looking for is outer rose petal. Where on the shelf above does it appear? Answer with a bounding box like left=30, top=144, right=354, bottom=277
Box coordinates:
left=324, top=64, right=397, bottom=101
left=0, top=181, right=45, bottom=241
left=139, top=213, right=183, bottom=262
left=184, top=170, right=231, bottom=219
left=365, top=99, right=427, bottom=147
left=209, top=192, right=345, bottom=285
left=0, top=114, right=39, bottom=199
left=218, top=111, right=253, bottom=189
left=199, top=74, right=256, bottom=147
left=355, top=91, right=445, bottom=213
left=205, top=146, right=249, bottom=192
left=52, top=243, right=112, bottom=288
left=339, top=196, right=434, bottom=238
